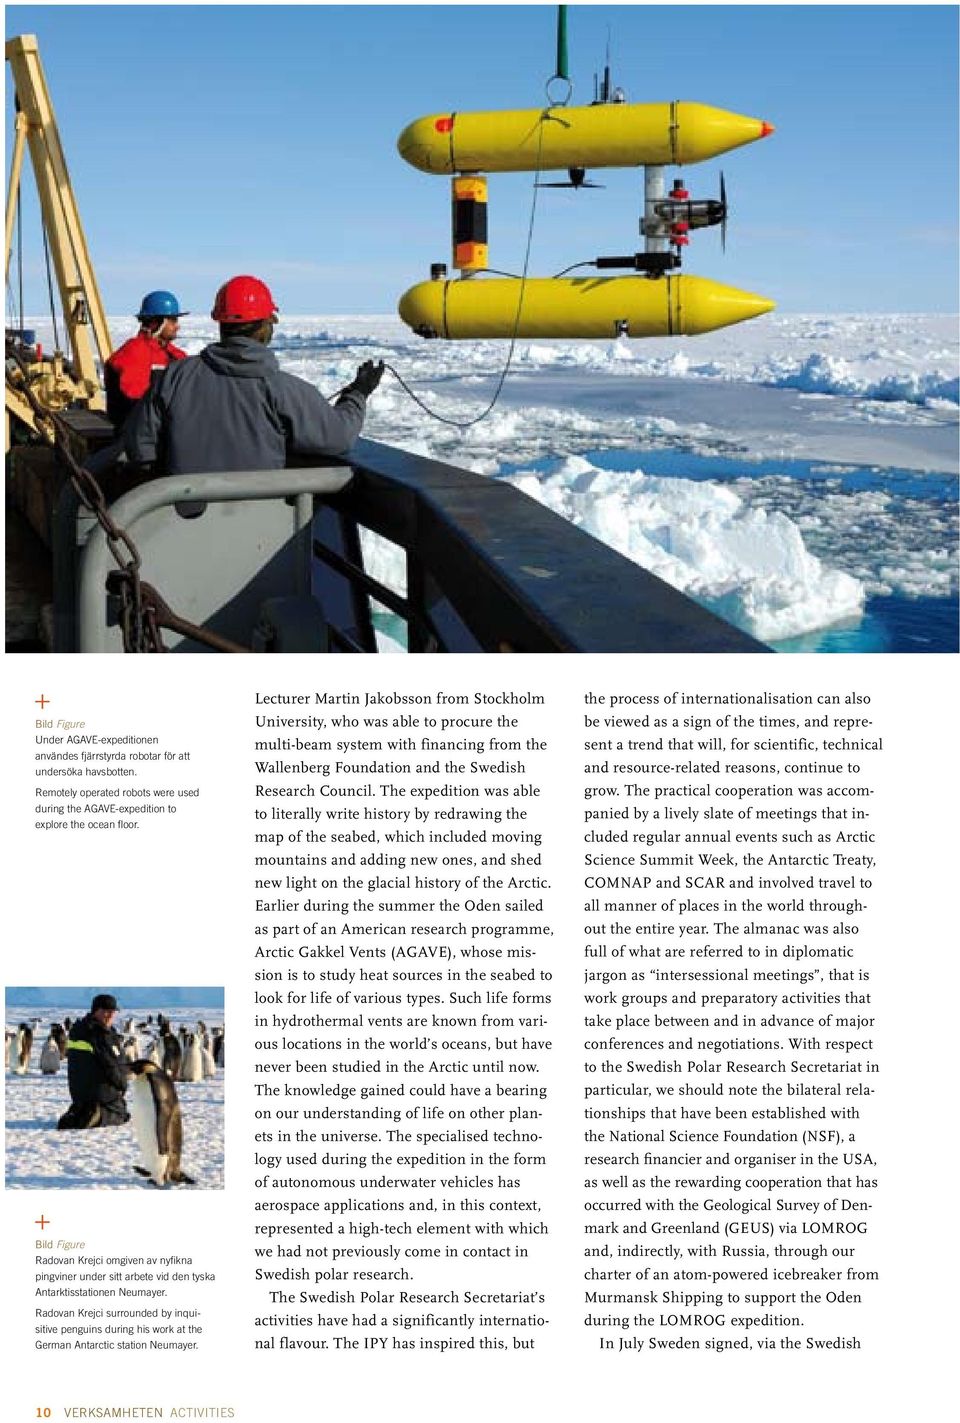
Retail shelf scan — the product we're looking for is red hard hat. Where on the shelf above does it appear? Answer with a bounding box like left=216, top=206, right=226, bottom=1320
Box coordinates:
left=211, top=275, right=278, bottom=323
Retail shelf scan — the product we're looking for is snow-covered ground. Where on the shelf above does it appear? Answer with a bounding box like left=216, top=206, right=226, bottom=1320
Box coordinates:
left=5, top=1004, right=223, bottom=1191
left=27, top=310, right=960, bottom=644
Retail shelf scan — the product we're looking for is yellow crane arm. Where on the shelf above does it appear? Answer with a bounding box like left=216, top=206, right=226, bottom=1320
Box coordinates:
left=5, top=33, right=112, bottom=398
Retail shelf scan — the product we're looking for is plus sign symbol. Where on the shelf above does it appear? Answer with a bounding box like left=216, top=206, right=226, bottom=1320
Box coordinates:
left=35, top=694, right=50, bottom=709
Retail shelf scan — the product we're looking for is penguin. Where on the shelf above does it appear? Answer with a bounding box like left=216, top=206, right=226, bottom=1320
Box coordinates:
left=162, top=1033, right=182, bottom=1081
left=15, top=1024, right=32, bottom=1074
left=146, top=1037, right=164, bottom=1068
left=6, top=1030, right=18, bottom=1072
left=180, top=1034, right=203, bottom=1083
left=127, top=1062, right=195, bottom=1187
left=212, top=1029, right=225, bottom=1068
left=123, top=1036, right=140, bottom=1063
left=51, top=1022, right=67, bottom=1057
left=40, top=1033, right=61, bottom=1074
left=201, top=1042, right=217, bottom=1078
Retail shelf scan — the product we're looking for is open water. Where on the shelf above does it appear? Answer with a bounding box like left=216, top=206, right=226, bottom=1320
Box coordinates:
left=502, top=448, right=958, bottom=654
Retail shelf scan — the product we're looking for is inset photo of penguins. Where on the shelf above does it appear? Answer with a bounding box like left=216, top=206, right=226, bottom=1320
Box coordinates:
left=5, top=987, right=224, bottom=1190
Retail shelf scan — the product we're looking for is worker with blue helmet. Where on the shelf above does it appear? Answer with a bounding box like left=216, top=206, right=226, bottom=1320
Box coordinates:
left=137, top=290, right=184, bottom=320
left=104, top=289, right=189, bottom=425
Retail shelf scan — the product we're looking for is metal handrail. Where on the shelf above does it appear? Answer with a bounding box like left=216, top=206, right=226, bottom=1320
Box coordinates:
left=316, top=438, right=771, bottom=654
left=78, top=467, right=351, bottom=652
left=76, top=450, right=770, bottom=654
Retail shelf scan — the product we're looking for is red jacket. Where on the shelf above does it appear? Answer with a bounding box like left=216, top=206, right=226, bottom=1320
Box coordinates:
left=105, top=330, right=186, bottom=424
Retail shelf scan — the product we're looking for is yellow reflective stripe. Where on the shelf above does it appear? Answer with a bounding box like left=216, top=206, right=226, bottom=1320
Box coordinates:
left=67, top=1039, right=94, bottom=1053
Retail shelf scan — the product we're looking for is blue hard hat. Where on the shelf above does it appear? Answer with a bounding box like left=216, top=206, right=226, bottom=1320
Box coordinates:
left=137, top=290, right=188, bottom=319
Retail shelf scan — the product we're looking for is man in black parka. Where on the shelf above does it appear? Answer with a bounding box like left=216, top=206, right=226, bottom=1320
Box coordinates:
left=59, top=993, right=130, bottom=1129
left=124, top=273, right=383, bottom=476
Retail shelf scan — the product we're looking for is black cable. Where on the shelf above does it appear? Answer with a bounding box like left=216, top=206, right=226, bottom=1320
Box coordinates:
left=552, top=260, right=595, bottom=278
left=379, top=360, right=485, bottom=428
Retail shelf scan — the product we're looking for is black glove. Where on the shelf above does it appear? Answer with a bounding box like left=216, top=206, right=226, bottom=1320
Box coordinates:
left=346, top=359, right=385, bottom=398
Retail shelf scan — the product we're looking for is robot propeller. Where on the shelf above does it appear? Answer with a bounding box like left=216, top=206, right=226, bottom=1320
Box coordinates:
left=537, top=166, right=605, bottom=190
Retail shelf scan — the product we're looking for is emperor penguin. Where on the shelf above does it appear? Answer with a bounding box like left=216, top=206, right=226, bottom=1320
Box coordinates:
left=40, top=1032, right=62, bottom=1074
left=6, top=1030, right=18, bottom=1072
left=51, top=1022, right=67, bottom=1057
left=14, top=1024, right=32, bottom=1074
left=146, top=1037, right=164, bottom=1067
left=128, top=1061, right=195, bottom=1187
left=201, top=1041, right=217, bottom=1078
left=180, top=1034, right=203, bottom=1083
left=162, top=1033, right=182, bottom=1081
left=213, top=1029, right=225, bottom=1068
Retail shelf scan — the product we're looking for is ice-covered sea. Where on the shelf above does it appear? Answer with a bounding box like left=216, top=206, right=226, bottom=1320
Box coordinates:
left=5, top=1003, right=223, bottom=1190
left=51, top=310, right=960, bottom=649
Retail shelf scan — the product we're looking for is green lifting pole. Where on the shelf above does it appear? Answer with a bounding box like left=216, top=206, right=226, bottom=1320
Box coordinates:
left=555, top=5, right=569, bottom=81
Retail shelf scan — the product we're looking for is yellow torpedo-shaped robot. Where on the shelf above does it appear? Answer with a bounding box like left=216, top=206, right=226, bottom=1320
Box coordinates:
left=397, top=53, right=775, bottom=341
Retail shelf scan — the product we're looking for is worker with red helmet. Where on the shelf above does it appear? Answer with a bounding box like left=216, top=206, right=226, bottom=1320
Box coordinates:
left=104, top=290, right=188, bottom=425
left=124, top=275, right=382, bottom=475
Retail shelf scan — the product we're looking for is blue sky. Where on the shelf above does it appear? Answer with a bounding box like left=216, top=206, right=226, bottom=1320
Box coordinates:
left=7, top=987, right=224, bottom=1008
left=6, top=5, right=958, bottom=315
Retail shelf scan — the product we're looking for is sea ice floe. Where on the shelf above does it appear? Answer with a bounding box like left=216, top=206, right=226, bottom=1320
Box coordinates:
left=501, top=455, right=864, bottom=643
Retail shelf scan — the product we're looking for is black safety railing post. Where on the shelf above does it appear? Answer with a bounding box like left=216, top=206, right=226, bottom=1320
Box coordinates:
left=339, top=512, right=378, bottom=653
left=405, top=548, right=431, bottom=653
left=312, top=501, right=378, bottom=653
